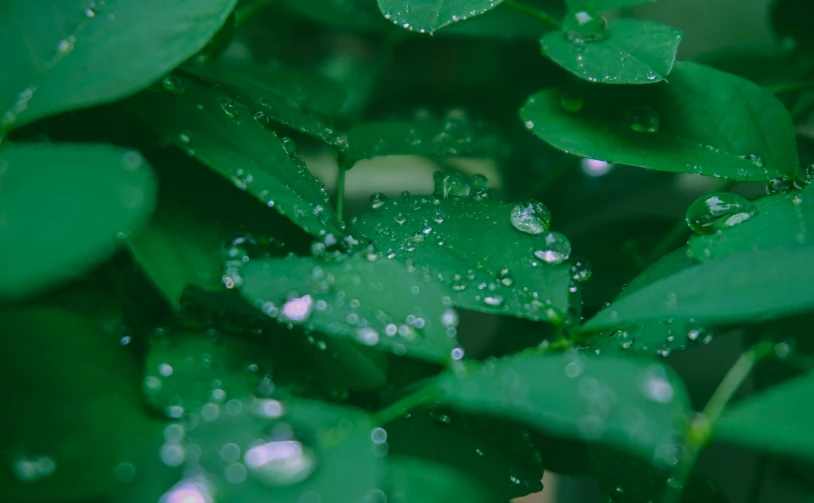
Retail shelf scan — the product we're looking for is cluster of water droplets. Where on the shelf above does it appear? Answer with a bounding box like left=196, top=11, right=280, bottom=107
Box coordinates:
left=381, top=1, right=499, bottom=33
left=608, top=318, right=714, bottom=357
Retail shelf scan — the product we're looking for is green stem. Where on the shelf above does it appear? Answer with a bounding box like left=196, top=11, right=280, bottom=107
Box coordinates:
left=662, top=341, right=774, bottom=503
left=765, top=79, right=814, bottom=95
left=234, top=0, right=278, bottom=28
left=527, top=156, right=578, bottom=199
left=373, top=383, right=437, bottom=425
left=503, top=0, right=562, bottom=29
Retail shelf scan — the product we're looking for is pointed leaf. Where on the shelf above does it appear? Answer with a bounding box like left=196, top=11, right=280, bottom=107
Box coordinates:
left=584, top=246, right=814, bottom=332
left=619, top=247, right=695, bottom=298
left=125, top=74, right=343, bottom=238
left=521, top=61, right=798, bottom=181
left=435, top=352, right=691, bottom=461
left=377, top=0, right=505, bottom=34
left=239, top=254, right=461, bottom=363
left=0, top=0, right=236, bottom=129
left=542, top=19, right=682, bottom=84
left=351, top=194, right=574, bottom=323
left=716, top=373, right=814, bottom=459
left=0, top=143, right=156, bottom=299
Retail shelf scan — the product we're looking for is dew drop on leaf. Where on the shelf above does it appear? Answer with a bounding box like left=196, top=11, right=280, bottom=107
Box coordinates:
left=162, top=75, right=186, bottom=94
left=570, top=259, right=592, bottom=283
left=253, top=111, right=270, bottom=125
left=244, top=440, right=317, bottom=487
left=533, top=232, right=571, bottom=265
left=281, top=294, right=314, bottom=323
left=432, top=171, right=470, bottom=199
left=220, top=99, right=238, bottom=119
left=510, top=200, right=552, bottom=235
left=623, top=105, right=660, bottom=133
left=685, top=192, right=758, bottom=234
left=562, top=10, right=609, bottom=43
left=369, top=192, right=388, bottom=209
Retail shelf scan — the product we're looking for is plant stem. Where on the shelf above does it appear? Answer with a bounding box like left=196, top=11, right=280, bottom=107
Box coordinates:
left=503, top=0, right=562, bottom=29
left=373, top=383, right=437, bottom=425
left=662, top=341, right=775, bottom=503
left=234, top=0, right=278, bottom=28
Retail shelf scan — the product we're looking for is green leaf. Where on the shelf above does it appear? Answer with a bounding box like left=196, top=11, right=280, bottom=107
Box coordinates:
left=181, top=65, right=346, bottom=147
left=384, top=456, right=499, bottom=503
left=619, top=247, right=695, bottom=298
left=439, top=1, right=562, bottom=38
left=386, top=410, right=543, bottom=499
left=542, top=19, right=682, bottom=84
left=125, top=74, right=343, bottom=239
left=567, top=0, right=655, bottom=9
left=584, top=246, right=814, bottom=332
left=716, top=373, right=814, bottom=459
left=435, top=352, right=690, bottom=461
left=0, top=143, right=156, bottom=299
left=351, top=194, right=574, bottom=323
left=239, top=254, right=462, bottom=363
left=377, top=0, right=505, bottom=34
left=0, top=308, right=165, bottom=502
left=687, top=186, right=814, bottom=262
left=345, top=113, right=508, bottom=166
left=0, top=0, right=236, bottom=130
left=520, top=61, right=799, bottom=181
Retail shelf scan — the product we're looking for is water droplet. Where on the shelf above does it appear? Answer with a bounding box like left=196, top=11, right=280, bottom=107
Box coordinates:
left=510, top=200, right=552, bottom=235
left=369, top=192, right=388, bottom=209
left=685, top=193, right=758, bottom=234
left=623, top=106, right=659, bottom=133
left=162, top=75, right=186, bottom=94
left=483, top=295, right=504, bottom=306
left=220, top=100, right=238, bottom=119
left=562, top=10, right=609, bottom=42
left=84, top=7, right=96, bottom=18
left=641, top=367, right=674, bottom=403
left=498, top=268, right=514, bottom=286
left=805, top=164, right=814, bottom=182
left=394, top=212, right=407, bottom=225
left=739, top=153, right=764, bottom=167
left=533, top=232, right=571, bottom=265
left=244, top=440, right=317, bottom=487
left=281, top=137, right=297, bottom=157
left=370, top=427, right=387, bottom=444
left=433, top=171, right=470, bottom=199
left=470, top=174, right=489, bottom=192
left=281, top=295, right=314, bottom=323
left=451, top=347, right=465, bottom=360
left=766, top=177, right=793, bottom=194
left=524, top=120, right=535, bottom=130
left=570, top=259, right=592, bottom=282
left=57, top=36, right=76, bottom=55
left=254, top=111, right=270, bottom=125
left=560, top=90, right=584, bottom=113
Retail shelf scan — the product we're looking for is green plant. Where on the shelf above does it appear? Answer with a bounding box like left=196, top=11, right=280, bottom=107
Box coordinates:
left=3, top=0, right=814, bottom=501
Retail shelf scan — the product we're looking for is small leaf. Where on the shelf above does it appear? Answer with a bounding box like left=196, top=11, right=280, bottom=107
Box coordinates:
left=345, top=112, right=507, bottom=166
left=542, top=19, right=682, bottom=84
left=435, top=352, right=691, bottom=461
left=520, top=61, right=799, bottom=181
left=0, top=308, right=165, bottom=502
left=584, top=246, right=814, bottom=332
left=125, top=74, right=343, bottom=238
left=384, top=456, right=499, bottom=503
left=182, top=65, right=346, bottom=147
left=0, top=143, right=156, bottom=299
left=716, top=373, right=814, bottom=459
left=0, top=0, right=236, bottom=129
left=351, top=194, right=574, bottom=323
left=239, top=254, right=462, bottom=363
left=377, top=0, right=505, bottom=34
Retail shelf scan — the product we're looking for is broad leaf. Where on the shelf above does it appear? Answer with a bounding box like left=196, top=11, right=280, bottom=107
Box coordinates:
left=588, top=318, right=715, bottom=358
left=0, top=0, right=236, bottom=130
left=182, top=65, right=346, bottom=147
left=687, top=186, right=814, bottom=262
left=125, top=74, right=343, bottom=238
left=239, top=254, right=462, bottom=363
left=567, top=0, right=655, bottom=9
left=0, top=308, right=165, bottom=502
left=377, top=0, right=505, bottom=34
left=542, top=19, right=682, bottom=84
left=520, top=61, right=798, bottom=181
left=584, top=246, right=814, bottom=331
left=351, top=194, right=574, bottom=323
left=0, top=143, right=156, bottom=299
left=715, top=373, right=814, bottom=459
left=435, top=352, right=691, bottom=461
left=345, top=114, right=508, bottom=166
left=384, top=456, right=498, bottom=503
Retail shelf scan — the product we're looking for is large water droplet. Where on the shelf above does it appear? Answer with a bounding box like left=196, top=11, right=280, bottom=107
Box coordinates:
left=533, top=232, right=571, bottom=265
left=560, top=90, right=584, bottom=113
left=162, top=75, right=186, bottom=94
left=369, top=192, right=388, bottom=209
left=281, top=295, right=314, bottom=323
left=623, top=106, right=659, bottom=133
left=220, top=100, right=238, bottom=119
left=433, top=171, right=470, bottom=199
left=562, top=10, right=609, bottom=42
left=685, top=193, right=758, bottom=234
left=766, top=177, right=793, bottom=194
left=244, top=440, right=317, bottom=487
left=510, top=200, right=552, bottom=235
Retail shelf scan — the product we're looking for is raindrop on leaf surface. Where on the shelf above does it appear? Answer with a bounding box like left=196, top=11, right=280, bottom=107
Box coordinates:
left=562, top=10, right=609, bottom=42
left=432, top=171, right=470, bottom=199
left=533, top=232, right=571, bottom=265
left=244, top=440, right=317, bottom=487
left=510, top=200, right=552, bottom=235
left=369, top=192, right=388, bottom=209
left=623, top=106, right=660, bottom=133
left=685, top=193, right=758, bottom=234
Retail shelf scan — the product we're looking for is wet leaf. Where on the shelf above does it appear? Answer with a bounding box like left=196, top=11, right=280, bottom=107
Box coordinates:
left=716, top=373, right=814, bottom=460
left=542, top=19, right=682, bottom=84
left=521, top=62, right=798, bottom=181
left=619, top=248, right=695, bottom=298
left=377, top=0, right=506, bottom=34
left=351, top=194, right=574, bottom=323
left=435, top=352, right=691, bottom=461
left=125, top=73, right=343, bottom=238
left=0, top=0, right=236, bottom=129
left=0, top=143, right=156, bottom=299
left=0, top=308, right=165, bottom=502
left=584, top=246, right=814, bottom=332
left=239, top=254, right=462, bottom=363
left=384, top=456, right=499, bottom=503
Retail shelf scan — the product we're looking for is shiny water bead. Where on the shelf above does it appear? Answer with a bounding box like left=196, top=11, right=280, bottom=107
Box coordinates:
left=369, top=192, right=388, bottom=209
left=685, top=192, right=758, bottom=234
left=560, top=90, right=584, bottom=113
left=244, top=440, right=317, bottom=487
left=533, top=232, right=571, bottom=265
left=562, top=10, right=609, bottom=42
left=432, top=171, right=470, bottom=199
left=766, top=178, right=794, bottom=194
left=623, top=106, right=660, bottom=133
left=510, top=200, right=552, bottom=235
left=470, top=174, right=489, bottom=192
left=570, top=259, right=592, bottom=283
